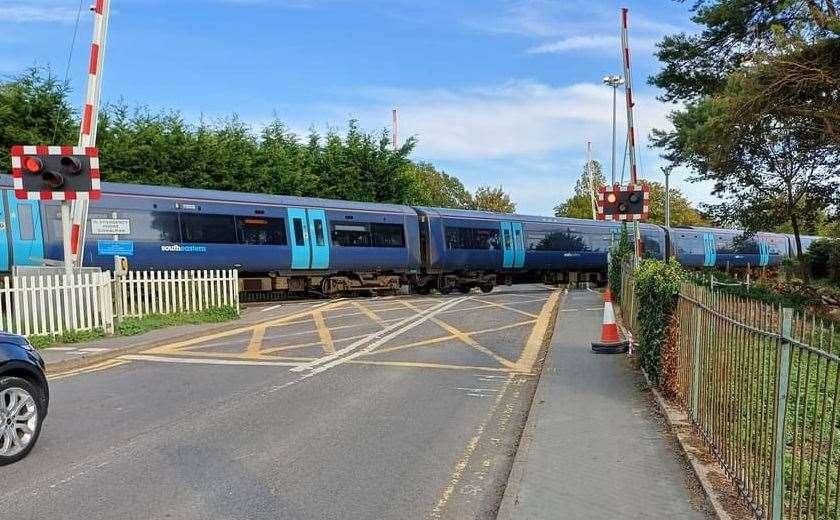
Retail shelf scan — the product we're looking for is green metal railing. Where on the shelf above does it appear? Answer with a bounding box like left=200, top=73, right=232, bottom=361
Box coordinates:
left=621, top=266, right=839, bottom=519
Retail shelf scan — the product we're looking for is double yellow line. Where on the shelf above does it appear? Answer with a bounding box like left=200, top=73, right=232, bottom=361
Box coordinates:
left=49, top=358, right=132, bottom=381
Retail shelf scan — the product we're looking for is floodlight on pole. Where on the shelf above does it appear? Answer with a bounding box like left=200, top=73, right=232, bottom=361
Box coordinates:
left=602, top=74, right=624, bottom=186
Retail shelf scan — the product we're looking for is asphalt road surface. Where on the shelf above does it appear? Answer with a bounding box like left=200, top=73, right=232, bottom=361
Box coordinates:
left=0, top=284, right=562, bottom=520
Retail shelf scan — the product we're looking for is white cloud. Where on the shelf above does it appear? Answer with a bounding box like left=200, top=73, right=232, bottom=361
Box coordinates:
left=0, top=5, right=80, bottom=24
left=526, top=35, right=618, bottom=53
left=336, top=80, right=670, bottom=161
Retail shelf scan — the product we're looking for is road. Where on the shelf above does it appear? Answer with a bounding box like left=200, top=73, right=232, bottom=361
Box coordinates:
left=0, top=284, right=562, bottom=520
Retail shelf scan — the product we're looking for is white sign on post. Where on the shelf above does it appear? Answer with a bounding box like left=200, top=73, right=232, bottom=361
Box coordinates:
left=91, top=218, right=131, bottom=235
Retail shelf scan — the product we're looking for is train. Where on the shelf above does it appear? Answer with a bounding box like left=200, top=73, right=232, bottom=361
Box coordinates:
left=0, top=175, right=820, bottom=295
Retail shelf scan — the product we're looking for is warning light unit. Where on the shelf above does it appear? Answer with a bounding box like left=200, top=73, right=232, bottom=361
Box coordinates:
left=596, top=183, right=649, bottom=222
left=10, top=145, right=101, bottom=201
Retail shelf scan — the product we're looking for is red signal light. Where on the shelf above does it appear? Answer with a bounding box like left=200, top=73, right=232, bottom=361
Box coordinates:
left=24, top=157, right=44, bottom=174
left=606, top=193, right=617, bottom=204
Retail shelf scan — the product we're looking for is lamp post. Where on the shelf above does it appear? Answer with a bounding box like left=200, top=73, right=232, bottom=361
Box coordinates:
left=602, top=75, right=624, bottom=186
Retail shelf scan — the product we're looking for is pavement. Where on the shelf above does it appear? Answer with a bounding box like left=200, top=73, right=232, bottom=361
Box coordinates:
left=497, top=287, right=714, bottom=520
left=2, top=284, right=561, bottom=520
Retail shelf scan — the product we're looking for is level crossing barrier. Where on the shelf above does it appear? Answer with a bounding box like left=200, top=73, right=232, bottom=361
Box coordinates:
left=620, top=264, right=840, bottom=519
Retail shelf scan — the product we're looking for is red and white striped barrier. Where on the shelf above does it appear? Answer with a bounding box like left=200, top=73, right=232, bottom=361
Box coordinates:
left=71, top=0, right=111, bottom=265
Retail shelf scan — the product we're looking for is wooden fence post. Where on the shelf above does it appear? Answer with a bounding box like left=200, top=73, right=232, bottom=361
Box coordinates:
left=771, top=306, right=793, bottom=520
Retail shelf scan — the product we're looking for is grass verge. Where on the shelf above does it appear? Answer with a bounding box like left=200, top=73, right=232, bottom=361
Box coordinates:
left=29, top=306, right=238, bottom=349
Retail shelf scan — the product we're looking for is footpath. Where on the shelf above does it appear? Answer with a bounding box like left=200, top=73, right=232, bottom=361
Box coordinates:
left=498, top=288, right=713, bottom=520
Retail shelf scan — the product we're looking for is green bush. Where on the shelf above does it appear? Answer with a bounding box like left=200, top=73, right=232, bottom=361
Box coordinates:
left=634, top=259, right=684, bottom=382
left=29, top=328, right=106, bottom=349
left=609, top=223, right=632, bottom=302
left=807, top=238, right=840, bottom=283
left=115, top=306, right=238, bottom=336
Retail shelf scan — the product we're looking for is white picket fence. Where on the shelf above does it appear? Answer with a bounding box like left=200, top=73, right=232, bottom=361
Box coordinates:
left=0, top=269, right=240, bottom=338
left=0, top=272, right=115, bottom=337
left=118, top=269, right=239, bottom=318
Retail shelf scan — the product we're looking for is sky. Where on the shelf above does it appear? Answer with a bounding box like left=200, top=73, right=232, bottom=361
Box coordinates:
left=0, top=0, right=714, bottom=215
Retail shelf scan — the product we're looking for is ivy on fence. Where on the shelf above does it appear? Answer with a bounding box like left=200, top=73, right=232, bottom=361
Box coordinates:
left=633, top=258, right=684, bottom=383
left=609, top=223, right=633, bottom=303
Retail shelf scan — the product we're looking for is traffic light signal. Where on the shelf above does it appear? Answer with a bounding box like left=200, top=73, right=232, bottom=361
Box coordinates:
left=597, top=183, right=649, bottom=221
left=10, top=145, right=101, bottom=200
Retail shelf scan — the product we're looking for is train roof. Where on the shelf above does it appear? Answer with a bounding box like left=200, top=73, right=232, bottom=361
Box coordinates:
left=0, top=175, right=418, bottom=215
left=414, top=206, right=665, bottom=229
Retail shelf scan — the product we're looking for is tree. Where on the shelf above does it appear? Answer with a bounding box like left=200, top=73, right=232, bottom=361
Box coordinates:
left=554, top=160, right=605, bottom=219
left=471, top=185, right=516, bottom=213
left=0, top=68, right=77, bottom=172
left=651, top=1, right=840, bottom=259
left=405, top=162, right=473, bottom=208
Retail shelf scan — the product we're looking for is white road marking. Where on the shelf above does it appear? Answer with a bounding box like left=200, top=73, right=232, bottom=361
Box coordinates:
left=43, top=347, right=77, bottom=351
left=120, top=354, right=302, bottom=367
left=298, top=297, right=467, bottom=376
left=79, top=347, right=109, bottom=353
left=455, top=388, right=499, bottom=392
left=291, top=297, right=461, bottom=372
left=260, top=304, right=283, bottom=312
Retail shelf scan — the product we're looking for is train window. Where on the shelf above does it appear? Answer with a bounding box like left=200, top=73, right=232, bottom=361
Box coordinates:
left=180, top=213, right=237, bottom=244
left=332, top=224, right=370, bottom=247
left=314, top=220, right=325, bottom=246
left=526, top=230, right=588, bottom=251
left=17, top=204, right=35, bottom=240
left=444, top=227, right=499, bottom=250
left=371, top=223, right=405, bottom=248
left=236, top=216, right=287, bottom=246
left=292, top=218, right=306, bottom=246
left=503, top=229, right=512, bottom=250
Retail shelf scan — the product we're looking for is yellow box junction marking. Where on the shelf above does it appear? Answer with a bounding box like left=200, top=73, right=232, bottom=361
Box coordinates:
left=311, top=309, right=335, bottom=354
left=514, top=289, right=563, bottom=373
left=49, top=358, right=132, bottom=380
left=396, top=299, right=519, bottom=369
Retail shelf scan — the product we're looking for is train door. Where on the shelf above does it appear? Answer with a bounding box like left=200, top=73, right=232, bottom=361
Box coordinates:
left=288, top=208, right=311, bottom=269
left=511, top=222, right=525, bottom=268
left=5, top=193, right=44, bottom=268
left=758, top=241, right=769, bottom=267
left=306, top=209, right=329, bottom=269
left=0, top=196, right=9, bottom=271
left=702, top=232, right=716, bottom=267
left=499, top=221, right=514, bottom=269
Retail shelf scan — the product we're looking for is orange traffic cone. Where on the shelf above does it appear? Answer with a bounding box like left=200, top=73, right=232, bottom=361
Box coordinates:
left=591, top=288, right=629, bottom=354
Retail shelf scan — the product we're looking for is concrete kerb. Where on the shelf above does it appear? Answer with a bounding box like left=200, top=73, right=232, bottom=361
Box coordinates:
left=496, top=287, right=567, bottom=520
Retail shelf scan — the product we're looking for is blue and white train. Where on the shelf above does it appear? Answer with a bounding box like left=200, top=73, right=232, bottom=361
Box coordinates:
left=0, top=175, right=819, bottom=295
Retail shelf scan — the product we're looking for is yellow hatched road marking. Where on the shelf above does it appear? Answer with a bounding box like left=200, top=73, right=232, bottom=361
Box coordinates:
left=49, top=358, right=131, bottom=380
left=515, top=289, right=563, bottom=373
left=348, top=360, right=514, bottom=373
left=470, top=298, right=539, bottom=318
left=312, top=309, right=335, bottom=354
left=396, top=299, right=518, bottom=369
left=144, top=300, right=347, bottom=355
left=244, top=324, right=267, bottom=358
left=351, top=301, right=388, bottom=327
left=363, top=319, right=537, bottom=357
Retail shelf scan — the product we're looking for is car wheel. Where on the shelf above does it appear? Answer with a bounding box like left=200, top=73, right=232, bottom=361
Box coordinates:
left=438, top=286, right=452, bottom=295
left=479, top=284, right=494, bottom=293
left=457, top=285, right=472, bottom=294
left=0, top=377, right=45, bottom=466
left=414, top=285, right=431, bottom=295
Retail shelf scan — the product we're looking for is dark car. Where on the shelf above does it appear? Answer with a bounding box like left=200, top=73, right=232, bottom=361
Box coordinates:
left=0, top=332, right=49, bottom=465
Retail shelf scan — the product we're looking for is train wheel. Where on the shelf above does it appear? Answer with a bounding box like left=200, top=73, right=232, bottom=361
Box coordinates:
left=438, top=286, right=452, bottom=295
left=479, top=284, right=494, bottom=293
left=457, top=285, right=472, bottom=294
